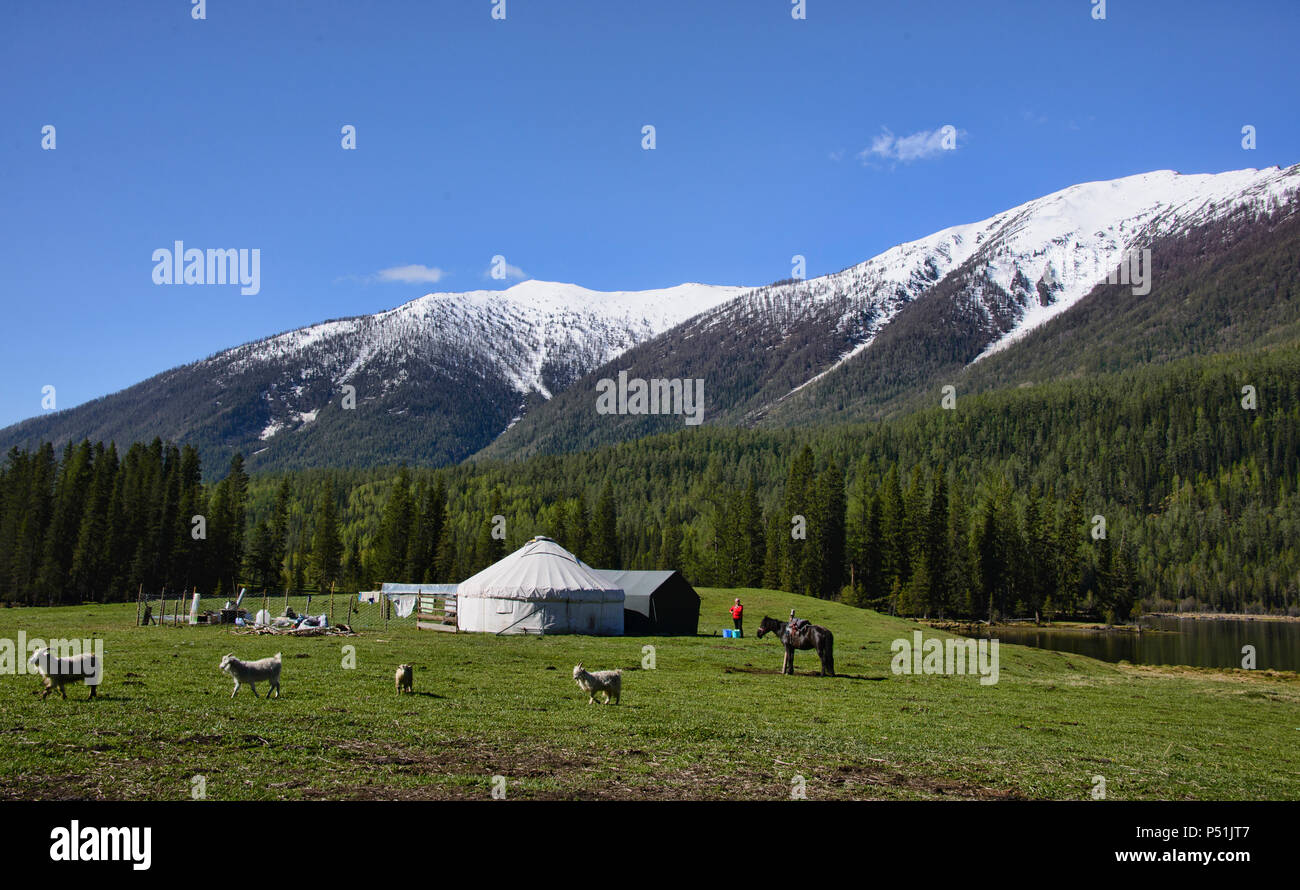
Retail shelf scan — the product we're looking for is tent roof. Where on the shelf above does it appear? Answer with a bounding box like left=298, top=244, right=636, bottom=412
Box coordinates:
left=458, top=536, right=624, bottom=603
left=595, top=570, right=677, bottom=604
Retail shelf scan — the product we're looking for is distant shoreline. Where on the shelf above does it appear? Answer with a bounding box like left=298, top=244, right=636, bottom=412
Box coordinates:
left=1147, top=611, right=1300, bottom=623
left=921, top=612, right=1300, bottom=636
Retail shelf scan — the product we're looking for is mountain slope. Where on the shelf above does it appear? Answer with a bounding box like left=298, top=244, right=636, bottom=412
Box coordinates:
left=0, top=281, right=745, bottom=473
left=481, top=164, right=1300, bottom=460
left=780, top=198, right=1300, bottom=426
left=6, top=164, right=1297, bottom=473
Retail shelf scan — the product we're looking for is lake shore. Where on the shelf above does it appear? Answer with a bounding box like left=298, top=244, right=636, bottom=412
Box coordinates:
left=920, top=612, right=1300, bottom=635
left=1147, top=611, right=1300, bottom=622
left=920, top=619, right=1148, bottom=634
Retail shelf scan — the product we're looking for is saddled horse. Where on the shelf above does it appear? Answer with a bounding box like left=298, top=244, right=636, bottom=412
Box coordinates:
left=756, top=616, right=835, bottom=677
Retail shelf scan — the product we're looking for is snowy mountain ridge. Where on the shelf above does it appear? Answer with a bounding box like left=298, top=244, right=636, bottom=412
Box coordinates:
left=207, top=280, right=747, bottom=441
left=482, top=163, right=1300, bottom=457
left=699, top=164, right=1299, bottom=395
left=4, top=163, right=1297, bottom=472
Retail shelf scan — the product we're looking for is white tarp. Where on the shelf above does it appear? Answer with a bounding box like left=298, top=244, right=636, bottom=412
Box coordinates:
left=457, top=536, right=624, bottom=635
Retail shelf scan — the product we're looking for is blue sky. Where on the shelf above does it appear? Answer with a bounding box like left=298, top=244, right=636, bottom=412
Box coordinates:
left=2, top=0, right=1297, bottom=429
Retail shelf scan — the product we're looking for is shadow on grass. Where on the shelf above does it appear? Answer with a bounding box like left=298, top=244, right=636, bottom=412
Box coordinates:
left=721, top=666, right=886, bottom=681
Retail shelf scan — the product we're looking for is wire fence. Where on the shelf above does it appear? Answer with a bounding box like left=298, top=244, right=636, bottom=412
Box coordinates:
left=133, top=589, right=418, bottom=632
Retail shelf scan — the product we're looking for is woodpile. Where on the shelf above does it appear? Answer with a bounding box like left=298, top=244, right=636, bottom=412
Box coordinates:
left=233, top=624, right=357, bottom=637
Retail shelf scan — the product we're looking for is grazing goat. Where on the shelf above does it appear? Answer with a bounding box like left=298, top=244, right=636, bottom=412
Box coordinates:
left=28, top=647, right=101, bottom=700
left=572, top=663, right=621, bottom=705
left=219, top=652, right=282, bottom=699
left=395, top=663, right=414, bottom=695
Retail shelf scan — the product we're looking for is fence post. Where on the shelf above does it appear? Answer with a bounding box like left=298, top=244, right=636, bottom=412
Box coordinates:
left=135, top=584, right=143, bottom=626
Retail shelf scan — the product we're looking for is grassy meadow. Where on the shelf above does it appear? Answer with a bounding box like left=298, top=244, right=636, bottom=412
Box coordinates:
left=0, top=587, right=1296, bottom=800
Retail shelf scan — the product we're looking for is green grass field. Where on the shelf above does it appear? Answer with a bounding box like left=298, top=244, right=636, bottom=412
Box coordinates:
left=0, top=588, right=1296, bottom=800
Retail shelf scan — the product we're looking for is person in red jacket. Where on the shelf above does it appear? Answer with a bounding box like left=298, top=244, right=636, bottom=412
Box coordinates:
left=730, top=598, right=744, bottom=637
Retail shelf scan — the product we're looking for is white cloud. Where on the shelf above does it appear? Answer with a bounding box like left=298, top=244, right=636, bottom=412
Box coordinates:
left=858, top=126, right=964, bottom=164
left=374, top=264, right=445, bottom=284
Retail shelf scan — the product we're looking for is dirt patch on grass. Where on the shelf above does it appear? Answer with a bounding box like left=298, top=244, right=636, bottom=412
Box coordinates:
left=304, top=738, right=1022, bottom=801
left=827, top=762, right=1024, bottom=800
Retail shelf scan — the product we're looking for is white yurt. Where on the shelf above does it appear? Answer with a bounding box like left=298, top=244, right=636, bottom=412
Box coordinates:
left=456, top=536, right=625, bottom=635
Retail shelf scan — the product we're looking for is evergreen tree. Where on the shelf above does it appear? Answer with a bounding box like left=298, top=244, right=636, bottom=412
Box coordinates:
left=589, top=481, right=619, bottom=568
left=659, top=520, right=683, bottom=572
left=474, top=485, right=507, bottom=570
left=880, top=465, right=908, bottom=593
left=783, top=446, right=815, bottom=594
left=762, top=511, right=783, bottom=589
left=268, top=476, right=292, bottom=590
left=310, top=477, right=342, bottom=592
left=860, top=491, right=885, bottom=607
left=813, top=462, right=846, bottom=598
left=741, top=478, right=765, bottom=587
left=925, top=472, right=949, bottom=616
left=377, top=467, right=413, bottom=581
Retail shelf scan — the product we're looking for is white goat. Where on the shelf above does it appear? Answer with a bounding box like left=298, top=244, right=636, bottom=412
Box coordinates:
left=573, top=663, right=621, bottom=705
left=28, top=647, right=101, bottom=700
left=219, top=652, right=282, bottom=699
left=395, top=663, right=413, bottom=695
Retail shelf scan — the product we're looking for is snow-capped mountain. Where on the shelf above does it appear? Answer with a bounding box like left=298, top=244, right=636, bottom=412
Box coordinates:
left=485, top=163, right=1300, bottom=457
left=720, top=164, right=1299, bottom=390
left=215, top=279, right=746, bottom=441
left=0, top=280, right=745, bottom=472
left=5, top=163, right=1297, bottom=471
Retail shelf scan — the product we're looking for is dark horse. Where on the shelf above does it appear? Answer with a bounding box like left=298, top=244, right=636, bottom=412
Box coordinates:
left=756, top=616, right=835, bottom=676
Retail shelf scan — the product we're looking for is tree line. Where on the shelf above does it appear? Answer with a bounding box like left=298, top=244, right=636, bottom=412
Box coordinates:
left=2, top=343, right=1297, bottom=617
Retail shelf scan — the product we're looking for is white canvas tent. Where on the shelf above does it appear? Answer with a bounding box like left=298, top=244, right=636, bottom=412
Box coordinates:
left=457, top=536, right=624, bottom=635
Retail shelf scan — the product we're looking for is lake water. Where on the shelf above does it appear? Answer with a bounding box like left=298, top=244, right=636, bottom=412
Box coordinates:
left=969, top=616, right=1300, bottom=672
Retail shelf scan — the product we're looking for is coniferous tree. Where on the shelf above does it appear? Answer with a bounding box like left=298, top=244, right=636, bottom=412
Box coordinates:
left=860, top=490, right=885, bottom=607
left=762, top=511, right=784, bottom=589
left=946, top=481, right=974, bottom=615
left=813, top=462, right=846, bottom=598
left=741, top=479, right=765, bottom=588
left=475, top=485, right=508, bottom=570
left=880, top=465, right=907, bottom=594
left=377, top=467, right=413, bottom=581
left=589, top=481, right=619, bottom=568
left=268, top=476, right=292, bottom=590
left=566, top=495, right=590, bottom=560
left=925, top=472, right=949, bottom=616
left=659, top=519, right=683, bottom=572
left=311, top=477, right=342, bottom=592
left=419, top=476, right=448, bottom=582
left=783, top=446, right=815, bottom=594
left=976, top=497, right=1005, bottom=621
left=246, top=520, right=278, bottom=591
